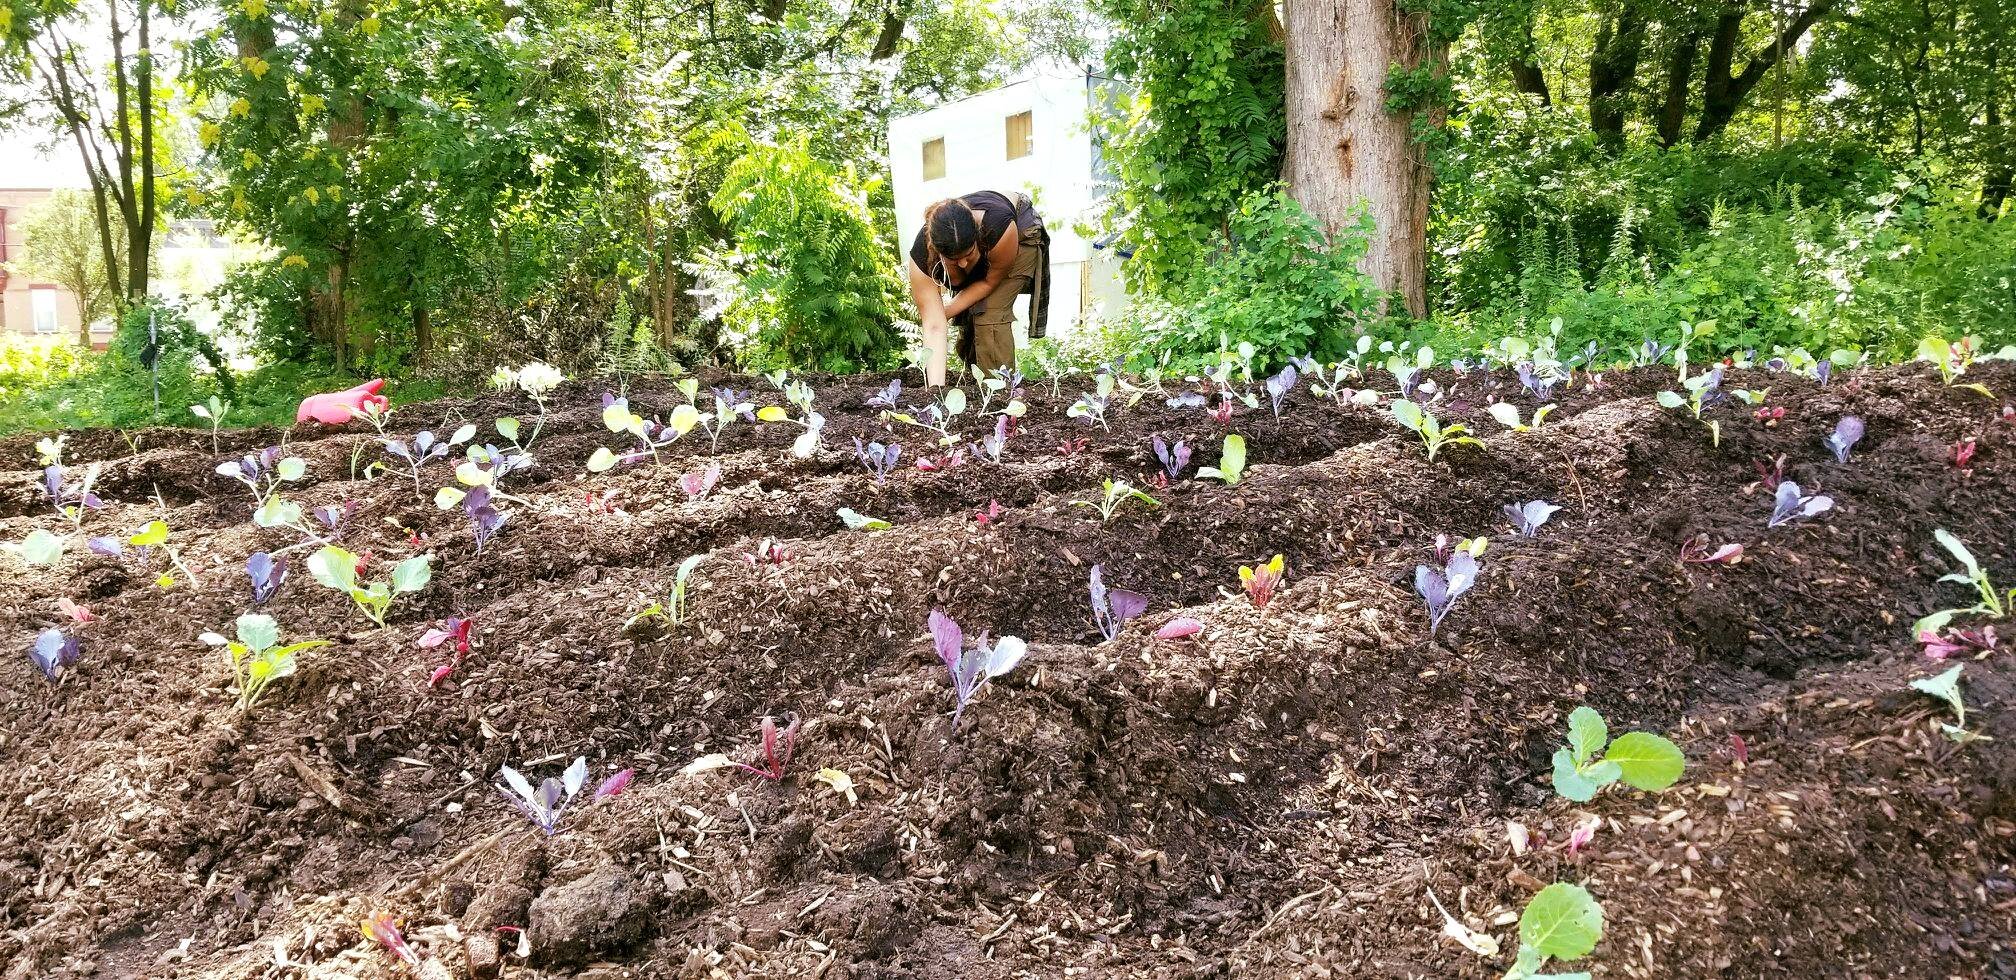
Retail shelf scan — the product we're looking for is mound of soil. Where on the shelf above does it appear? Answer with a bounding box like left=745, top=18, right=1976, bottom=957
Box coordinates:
left=3, top=360, right=2014, bottom=979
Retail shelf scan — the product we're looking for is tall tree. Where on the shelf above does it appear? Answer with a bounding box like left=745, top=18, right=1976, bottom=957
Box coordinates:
left=1281, top=0, right=1444, bottom=316
left=6, top=0, right=167, bottom=311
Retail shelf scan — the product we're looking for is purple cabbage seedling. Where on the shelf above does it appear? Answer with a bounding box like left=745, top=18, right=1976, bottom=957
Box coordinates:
left=313, top=501, right=357, bottom=540
left=462, top=485, right=510, bottom=553
left=1515, top=363, right=1558, bottom=400
left=379, top=425, right=475, bottom=498
left=1152, top=434, right=1191, bottom=481
left=247, top=551, right=287, bottom=606
left=712, top=387, right=757, bottom=419
left=732, top=715, right=801, bottom=780
left=854, top=438, right=903, bottom=483
left=1767, top=481, right=1833, bottom=528
left=1264, top=363, right=1299, bottom=421
left=680, top=463, right=722, bottom=500
left=930, top=610, right=1029, bottom=730
left=218, top=448, right=308, bottom=521
left=13, top=460, right=106, bottom=565
left=1504, top=500, right=1561, bottom=537
left=865, top=379, right=904, bottom=409
left=1415, top=550, right=1479, bottom=634
left=1240, top=554, right=1285, bottom=609
left=1089, top=564, right=1148, bottom=642
left=1824, top=416, right=1864, bottom=463
left=1679, top=535, right=1744, bottom=565
left=972, top=416, right=1011, bottom=463
left=30, top=627, right=82, bottom=680
left=495, top=756, right=627, bottom=834
left=43, top=462, right=105, bottom=527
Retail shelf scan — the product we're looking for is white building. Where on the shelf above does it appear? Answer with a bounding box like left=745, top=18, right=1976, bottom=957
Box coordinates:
left=887, top=63, right=1130, bottom=345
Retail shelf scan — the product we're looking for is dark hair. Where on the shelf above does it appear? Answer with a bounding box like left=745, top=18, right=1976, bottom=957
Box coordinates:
left=923, top=198, right=978, bottom=271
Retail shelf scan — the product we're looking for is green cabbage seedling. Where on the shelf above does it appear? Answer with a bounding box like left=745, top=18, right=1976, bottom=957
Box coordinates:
left=1910, top=665, right=1990, bottom=743
left=203, top=613, right=330, bottom=711
left=1391, top=400, right=1481, bottom=460
left=1503, top=882, right=1604, bottom=979
left=307, top=546, right=432, bottom=627
left=1198, top=434, right=1246, bottom=485
left=1550, top=706, right=1685, bottom=802
left=627, top=554, right=707, bottom=628
left=1913, top=529, right=2011, bottom=636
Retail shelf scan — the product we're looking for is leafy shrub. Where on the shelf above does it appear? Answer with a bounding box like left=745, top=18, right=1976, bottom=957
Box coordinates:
left=1111, top=189, right=1385, bottom=372
left=700, top=132, right=903, bottom=373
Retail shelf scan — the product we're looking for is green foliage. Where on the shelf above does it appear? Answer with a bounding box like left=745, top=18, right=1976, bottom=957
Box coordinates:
left=597, top=293, right=680, bottom=391
left=1428, top=97, right=2016, bottom=359
left=1550, top=706, right=1686, bottom=802
left=184, top=0, right=651, bottom=370
left=1091, top=0, right=1285, bottom=296
left=1111, top=189, right=1386, bottom=371
left=701, top=134, right=903, bottom=373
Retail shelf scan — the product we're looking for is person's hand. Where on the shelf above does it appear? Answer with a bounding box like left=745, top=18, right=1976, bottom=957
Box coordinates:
left=296, top=379, right=389, bottom=425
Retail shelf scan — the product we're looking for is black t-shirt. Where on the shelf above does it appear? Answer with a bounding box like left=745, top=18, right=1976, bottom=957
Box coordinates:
left=909, top=190, right=1019, bottom=288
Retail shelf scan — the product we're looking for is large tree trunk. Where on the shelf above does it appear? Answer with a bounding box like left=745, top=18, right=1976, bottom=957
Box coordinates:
left=1693, top=0, right=1835, bottom=142
left=1655, top=29, right=1700, bottom=147
left=1588, top=2, right=1648, bottom=150
left=1282, top=0, right=1436, bottom=317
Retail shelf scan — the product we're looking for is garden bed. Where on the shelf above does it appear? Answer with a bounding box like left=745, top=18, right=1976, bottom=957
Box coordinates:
left=2, top=360, right=2013, bottom=979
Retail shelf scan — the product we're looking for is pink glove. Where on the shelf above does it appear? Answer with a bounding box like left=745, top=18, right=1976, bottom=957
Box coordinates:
left=296, top=379, right=389, bottom=425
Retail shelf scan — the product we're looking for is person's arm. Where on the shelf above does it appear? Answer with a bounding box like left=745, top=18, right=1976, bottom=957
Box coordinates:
left=908, top=256, right=950, bottom=386
left=941, top=228, right=1019, bottom=320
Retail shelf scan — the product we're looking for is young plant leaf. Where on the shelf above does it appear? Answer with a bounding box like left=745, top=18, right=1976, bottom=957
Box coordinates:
left=1519, top=882, right=1604, bottom=961
left=1605, top=732, right=1687, bottom=791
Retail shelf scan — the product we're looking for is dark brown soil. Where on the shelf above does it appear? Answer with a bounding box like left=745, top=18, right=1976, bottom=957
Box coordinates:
left=3, top=361, right=2014, bottom=979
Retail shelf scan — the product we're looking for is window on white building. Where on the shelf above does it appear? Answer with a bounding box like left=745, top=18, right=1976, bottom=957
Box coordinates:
left=31, top=286, right=59, bottom=334
left=1005, top=111, right=1033, bottom=160
left=921, top=138, right=946, bottom=181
